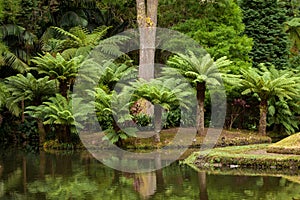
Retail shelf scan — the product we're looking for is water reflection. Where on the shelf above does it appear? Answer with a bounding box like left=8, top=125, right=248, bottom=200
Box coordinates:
left=198, top=172, right=208, bottom=200
left=0, top=149, right=300, bottom=199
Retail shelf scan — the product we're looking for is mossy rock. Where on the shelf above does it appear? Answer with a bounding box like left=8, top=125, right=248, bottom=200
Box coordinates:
left=267, top=133, right=300, bottom=155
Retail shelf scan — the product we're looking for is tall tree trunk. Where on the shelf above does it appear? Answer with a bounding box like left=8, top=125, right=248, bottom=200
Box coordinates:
left=136, top=0, right=158, bottom=80
left=153, top=105, right=162, bottom=142
left=259, top=100, right=268, bottom=136
left=136, top=0, right=158, bottom=115
left=37, top=119, right=46, bottom=146
left=196, top=83, right=206, bottom=136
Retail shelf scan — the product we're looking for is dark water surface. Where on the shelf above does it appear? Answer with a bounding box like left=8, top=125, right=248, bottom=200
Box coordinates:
left=0, top=149, right=300, bottom=200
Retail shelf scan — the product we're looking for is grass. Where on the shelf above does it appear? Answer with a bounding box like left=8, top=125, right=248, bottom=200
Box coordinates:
left=184, top=144, right=300, bottom=170
left=267, top=132, right=300, bottom=155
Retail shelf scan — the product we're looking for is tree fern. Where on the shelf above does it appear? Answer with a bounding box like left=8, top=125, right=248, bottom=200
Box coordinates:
left=26, top=94, right=92, bottom=136
left=89, top=87, right=136, bottom=144
left=5, top=73, right=57, bottom=117
left=240, top=64, right=300, bottom=135
left=41, top=25, right=120, bottom=59
left=31, top=53, right=83, bottom=97
left=124, top=77, right=194, bottom=142
left=0, top=24, right=38, bottom=73
left=165, top=51, right=234, bottom=135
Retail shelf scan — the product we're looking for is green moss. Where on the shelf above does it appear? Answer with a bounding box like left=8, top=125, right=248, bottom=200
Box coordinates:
left=185, top=144, right=300, bottom=170
left=267, top=133, right=300, bottom=155
left=43, top=139, right=83, bottom=150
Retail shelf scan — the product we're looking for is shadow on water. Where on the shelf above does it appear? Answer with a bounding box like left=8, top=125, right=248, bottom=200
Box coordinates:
left=0, top=148, right=300, bottom=199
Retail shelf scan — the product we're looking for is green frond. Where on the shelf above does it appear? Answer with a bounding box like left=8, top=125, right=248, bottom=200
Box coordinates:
left=51, top=26, right=82, bottom=44
left=4, top=73, right=56, bottom=116
left=166, top=51, right=233, bottom=88
left=2, top=51, right=28, bottom=73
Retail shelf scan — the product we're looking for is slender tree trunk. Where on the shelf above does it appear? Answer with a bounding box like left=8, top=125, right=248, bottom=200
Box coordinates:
left=37, top=119, right=46, bottom=146
left=153, top=105, right=162, bottom=142
left=259, top=100, right=268, bottom=136
left=59, top=81, right=69, bottom=98
left=196, top=83, right=206, bottom=136
left=65, top=125, right=71, bottom=143
left=58, top=125, right=71, bottom=143
left=112, top=119, right=123, bottom=147
left=21, top=97, right=25, bottom=123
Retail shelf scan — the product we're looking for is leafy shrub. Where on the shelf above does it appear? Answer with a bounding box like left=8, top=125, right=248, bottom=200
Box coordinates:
left=18, top=119, right=38, bottom=142
left=163, top=108, right=181, bottom=128
left=132, top=113, right=152, bottom=129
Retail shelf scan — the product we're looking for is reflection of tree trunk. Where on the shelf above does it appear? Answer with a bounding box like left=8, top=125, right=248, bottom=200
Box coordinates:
left=155, top=154, right=164, bottom=193
left=198, top=172, right=208, bottom=200
left=196, top=83, right=206, bottom=136
left=55, top=155, right=72, bottom=175
left=23, top=157, right=27, bottom=194
left=51, top=156, right=55, bottom=177
left=155, top=168, right=164, bottom=192
left=134, top=172, right=157, bottom=199
left=112, top=170, right=121, bottom=185
left=84, top=154, right=91, bottom=176
left=262, top=176, right=280, bottom=190
left=39, top=150, right=46, bottom=179
left=112, top=120, right=123, bottom=147
left=153, top=105, right=162, bottom=142
left=154, top=153, right=164, bottom=192
left=37, top=119, right=46, bottom=146
left=259, top=100, right=268, bottom=136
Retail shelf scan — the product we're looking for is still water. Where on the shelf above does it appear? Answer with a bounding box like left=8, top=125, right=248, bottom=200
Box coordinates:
left=0, top=149, right=300, bottom=200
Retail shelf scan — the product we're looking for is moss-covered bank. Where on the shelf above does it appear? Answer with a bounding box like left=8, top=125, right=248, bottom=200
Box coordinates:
left=267, top=132, right=300, bottom=155
left=184, top=144, right=300, bottom=170
left=42, top=128, right=272, bottom=151
left=123, top=128, right=271, bottom=149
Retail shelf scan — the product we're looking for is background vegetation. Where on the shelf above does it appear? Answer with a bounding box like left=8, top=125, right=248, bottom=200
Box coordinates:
left=0, top=0, right=300, bottom=148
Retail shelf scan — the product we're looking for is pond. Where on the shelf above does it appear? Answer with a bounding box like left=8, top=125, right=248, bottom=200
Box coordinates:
left=0, top=149, right=300, bottom=200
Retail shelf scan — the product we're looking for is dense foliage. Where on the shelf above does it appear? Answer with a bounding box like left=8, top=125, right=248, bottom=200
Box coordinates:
left=173, top=0, right=253, bottom=72
left=0, top=0, right=300, bottom=147
left=240, top=0, right=290, bottom=69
